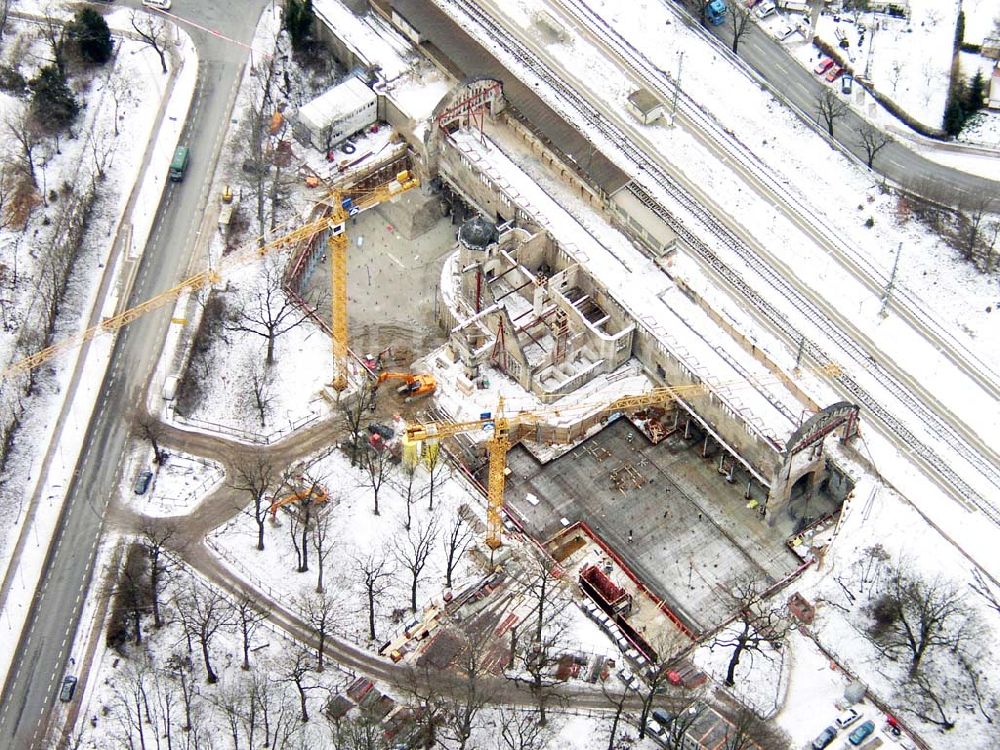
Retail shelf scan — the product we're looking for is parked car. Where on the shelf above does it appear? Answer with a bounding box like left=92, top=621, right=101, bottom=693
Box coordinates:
left=849, top=720, right=876, bottom=745
left=652, top=707, right=674, bottom=726
left=841, top=73, right=854, bottom=94
left=142, top=0, right=171, bottom=9
left=826, top=65, right=845, bottom=83
left=59, top=675, right=78, bottom=702
left=837, top=707, right=863, bottom=728
left=618, top=667, right=637, bottom=689
left=812, top=726, right=838, bottom=750
left=777, top=23, right=797, bottom=41
left=755, top=0, right=777, bottom=19
left=814, top=57, right=835, bottom=75
left=134, top=471, right=153, bottom=495
left=646, top=718, right=666, bottom=737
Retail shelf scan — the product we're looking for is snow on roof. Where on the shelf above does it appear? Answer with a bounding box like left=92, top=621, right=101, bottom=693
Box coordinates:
left=313, top=0, right=415, bottom=81
left=298, top=76, right=376, bottom=131
left=449, top=128, right=800, bottom=442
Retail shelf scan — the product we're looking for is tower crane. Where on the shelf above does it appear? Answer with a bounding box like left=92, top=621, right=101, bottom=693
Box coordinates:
left=404, top=384, right=707, bottom=549
left=322, top=171, right=419, bottom=390
left=0, top=170, right=419, bottom=384
left=403, top=363, right=843, bottom=549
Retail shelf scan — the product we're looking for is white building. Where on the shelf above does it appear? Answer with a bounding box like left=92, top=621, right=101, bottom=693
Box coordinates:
left=295, top=76, right=378, bottom=152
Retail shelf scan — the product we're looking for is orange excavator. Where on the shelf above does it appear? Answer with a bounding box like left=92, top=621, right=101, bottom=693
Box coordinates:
left=374, top=371, right=436, bottom=399
left=268, top=483, right=329, bottom=518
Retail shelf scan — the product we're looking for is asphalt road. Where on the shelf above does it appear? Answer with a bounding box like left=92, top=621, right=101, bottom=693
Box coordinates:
left=0, top=3, right=267, bottom=747
left=690, top=2, right=1000, bottom=201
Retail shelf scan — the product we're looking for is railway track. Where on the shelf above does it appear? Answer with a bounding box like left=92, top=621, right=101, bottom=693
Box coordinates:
left=555, top=0, right=1000, bottom=406
left=436, top=0, right=1000, bottom=524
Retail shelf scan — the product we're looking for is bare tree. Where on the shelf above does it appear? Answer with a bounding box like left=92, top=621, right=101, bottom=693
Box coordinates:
left=6, top=107, right=39, bottom=187
left=280, top=648, right=316, bottom=722
left=176, top=580, right=235, bottom=683
left=241, top=353, right=274, bottom=426
left=518, top=550, right=570, bottom=725
left=868, top=563, right=977, bottom=676
left=665, top=702, right=707, bottom=750
left=310, top=505, right=334, bottom=592
left=729, top=3, right=755, bottom=55
left=109, top=542, right=151, bottom=647
left=720, top=702, right=791, bottom=750
left=817, top=88, right=849, bottom=137
left=856, top=123, right=892, bottom=169
left=497, top=707, right=550, bottom=750
left=355, top=548, right=394, bottom=641
left=959, top=195, right=995, bottom=263
left=441, top=630, right=495, bottom=750
left=601, top=676, right=632, bottom=750
left=904, top=671, right=956, bottom=730
left=400, top=461, right=417, bottom=531
left=106, top=74, right=134, bottom=137
left=234, top=589, right=269, bottom=670
left=341, top=386, right=373, bottom=467
left=227, top=255, right=313, bottom=366
left=635, top=631, right=691, bottom=739
left=39, top=6, right=67, bottom=74
left=361, top=443, right=394, bottom=516
left=970, top=568, right=1000, bottom=617
left=425, top=442, right=445, bottom=510
left=300, top=589, right=339, bottom=671
left=443, top=514, right=474, bottom=589
left=394, top=517, right=439, bottom=612
left=712, top=574, right=791, bottom=687
left=139, top=517, right=178, bottom=629
left=131, top=11, right=169, bottom=74
left=230, top=451, right=280, bottom=551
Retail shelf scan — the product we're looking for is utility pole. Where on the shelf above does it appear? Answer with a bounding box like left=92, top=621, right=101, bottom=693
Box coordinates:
left=670, top=51, right=684, bottom=127
left=793, top=335, right=806, bottom=373
left=880, top=242, right=902, bottom=317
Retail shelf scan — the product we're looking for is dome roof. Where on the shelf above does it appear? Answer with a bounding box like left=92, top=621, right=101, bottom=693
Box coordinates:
left=458, top=215, right=499, bottom=250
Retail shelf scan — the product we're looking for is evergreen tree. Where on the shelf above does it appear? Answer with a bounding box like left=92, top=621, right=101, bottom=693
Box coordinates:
left=30, top=65, right=79, bottom=134
left=965, top=70, right=985, bottom=113
left=283, top=0, right=315, bottom=52
left=943, top=95, right=965, bottom=137
left=70, top=8, right=113, bottom=64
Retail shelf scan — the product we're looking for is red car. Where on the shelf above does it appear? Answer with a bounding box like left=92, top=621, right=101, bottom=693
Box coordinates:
left=814, top=57, right=835, bottom=75
left=826, top=65, right=845, bottom=83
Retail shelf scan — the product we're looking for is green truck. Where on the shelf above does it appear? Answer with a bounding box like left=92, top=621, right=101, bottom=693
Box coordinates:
left=169, top=146, right=189, bottom=182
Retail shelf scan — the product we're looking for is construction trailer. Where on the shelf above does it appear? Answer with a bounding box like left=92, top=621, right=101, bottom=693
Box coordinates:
left=295, top=76, right=378, bottom=152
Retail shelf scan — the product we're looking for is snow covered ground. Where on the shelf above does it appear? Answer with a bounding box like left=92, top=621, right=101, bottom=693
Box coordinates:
left=0, top=7, right=196, bottom=689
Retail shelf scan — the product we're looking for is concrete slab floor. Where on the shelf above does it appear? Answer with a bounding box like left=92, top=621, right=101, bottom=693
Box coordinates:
left=298, top=196, right=457, bottom=368
left=503, top=417, right=802, bottom=633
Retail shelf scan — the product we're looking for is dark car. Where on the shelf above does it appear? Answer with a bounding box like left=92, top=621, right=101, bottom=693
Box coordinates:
left=59, top=675, right=78, bottom=702
left=133, top=470, right=153, bottom=495
left=812, top=726, right=838, bottom=749
left=841, top=73, right=854, bottom=95
left=849, top=720, right=876, bottom=745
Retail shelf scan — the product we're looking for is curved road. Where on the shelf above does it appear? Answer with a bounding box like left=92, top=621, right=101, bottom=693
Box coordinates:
left=686, top=0, right=1000, bottom=200
left=0, top=2, right=268, bottom=748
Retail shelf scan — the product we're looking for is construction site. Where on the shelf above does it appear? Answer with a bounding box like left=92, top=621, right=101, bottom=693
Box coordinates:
left=197, top=0, right=861, bottom=677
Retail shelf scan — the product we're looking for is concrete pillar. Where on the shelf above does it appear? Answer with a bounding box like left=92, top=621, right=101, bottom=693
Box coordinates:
left=701, top=434, right=710, bottom=458
left=683, top=419, right=691, bottom=440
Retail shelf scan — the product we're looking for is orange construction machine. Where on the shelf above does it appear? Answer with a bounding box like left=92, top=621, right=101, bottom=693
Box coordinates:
left=374, top=372, right=436, bottom=399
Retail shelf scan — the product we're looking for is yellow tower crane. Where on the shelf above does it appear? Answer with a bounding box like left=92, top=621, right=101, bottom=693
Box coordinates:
left=404, top=383, right=709, bottom=549
left=0, top=170, right=419, bottom=383
left=323, top=170, right=419, bottom=390
left=403, top=363, right=843, bottom=549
